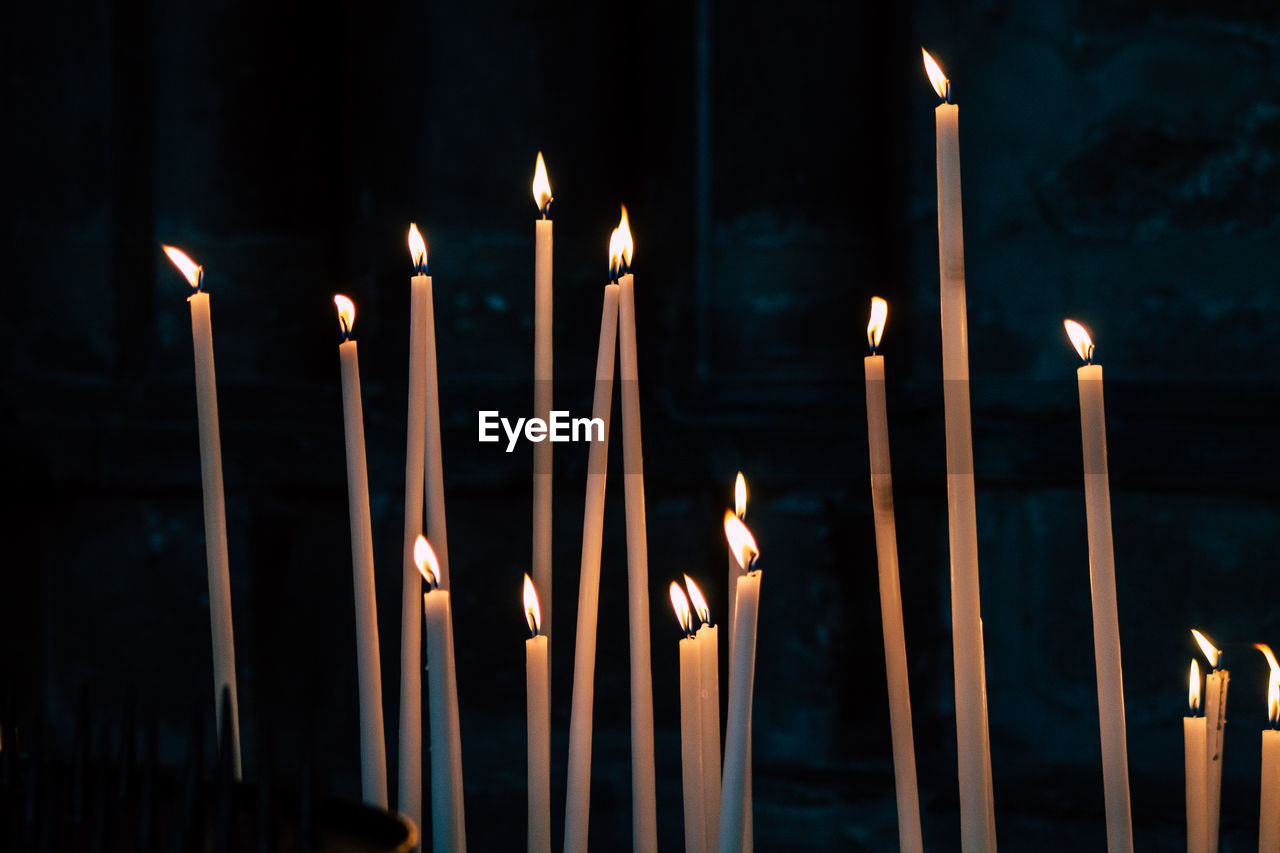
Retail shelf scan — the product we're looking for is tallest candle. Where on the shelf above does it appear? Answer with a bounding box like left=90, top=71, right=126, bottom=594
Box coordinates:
left=1064, top=320, right=1133, bottom=853
left=163, top=245, right=242, bottom=780
left=922, top=48, right=995, bottom=851
left=532, top=153, right=554, bottom=670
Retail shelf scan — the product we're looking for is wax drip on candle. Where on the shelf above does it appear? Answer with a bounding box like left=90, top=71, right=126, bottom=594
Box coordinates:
left=407, top=223, right=429, bottom=275
left=414, top=534, right=441, bottom=591
left=685, top=575, right=711, bottom=627
left=533, top=153, right=553, bottom=218
left=162, top=245, right=205, bottom=292
left=607, top=205, right=634, bottom=282
left=524, top=574, right=542, bottom=639
left=921, top=47, right=953, bottom=104
left=333, top=295, right=356, bottom=342
left=670, top=582, right=695, bottom=639
left=724, top=510, right=760, bottom=572
left=867, top=296, right=888, bottom=355
left=1193, top=628, right=1222, bottom=671
left=1064, top=319, right=1096, bottom=364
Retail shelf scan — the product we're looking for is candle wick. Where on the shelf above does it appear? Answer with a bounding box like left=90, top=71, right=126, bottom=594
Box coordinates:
left=541, top=199, right=553, bottom=219
left=195, top=267, right=205, bottom=293
left=945, top=79, right=953, bottom=105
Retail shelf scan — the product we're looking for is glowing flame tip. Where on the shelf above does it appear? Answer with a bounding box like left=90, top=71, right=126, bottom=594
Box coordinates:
left=333, top=294, right=356, bottom=337
left=724, top=510, right=759, bottom=572
left=523, top=574, right=541, bottom=635
left=407, top=223, right=427, bottom=272
left=922, top=48, right=949, bottom=100
left=669, top=582, right=692, bottom=634
left=868, top=297, right=888, bottom=350
left=1192, top=629, right=1221, bottom=669
left=413, top=535, right=439, bottom=588
left=1063, top=319, right=1094, bottom=363
left=532, top=152, right=552, bottom=213
left=162, top=245, right=203, bottom=289
left=1189, top=658, right=1201, bottom=714
left=684, top=575, right=710, bottom=625
left=734, top=472, right=747, bottom=519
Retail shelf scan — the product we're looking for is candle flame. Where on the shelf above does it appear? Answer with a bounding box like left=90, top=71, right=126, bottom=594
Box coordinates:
left=1189, top=658, right=1201, bottom=714
left=1192, top=628, right=1221, bottom=669
left=922, top=48, right=949, bottom=100
left=523, top=573, right=541, bottom=636
left=734, top=472, right=747, bottom=519
left=724, top=510, right=759, bottom=572
left=669, top=581, right=692, bottom=635
left=608, top=205, right=635, bottom=278
left=162, top=245, right=203, bottom=289
left=1063, top=319, right=1094, bottom=363
left=333, top=294, right=356, bottom=337
left=684, top=575, right=710, bottom=626
left=867, top=296, right=888, bottom=351
left=1271, top=672, right=1279, bottom=726
left=532, top=152, right=552, bottom=214
left=414, top=535, right=439, bottom=588
left=407, top=223, right=428, bottom=273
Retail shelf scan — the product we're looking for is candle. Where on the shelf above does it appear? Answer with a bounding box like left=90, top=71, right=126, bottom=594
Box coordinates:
left=334, top=294, right=389, bottom=808
left=532, top=155, right=554, bottom=673
left=562, top=274, right=621, bottom=853
left=1186, top=660, right=1208, bottom=853
left=421, top=228, right=450, bottom=592
left=686, top=575, right=721, bottom=853
left=671, top=582, right=707, bottom=853
left=1194, top=629, right=1229, bottom=853
left=614, top=206, right=657, bottom=850
left=719, top=511, right=761, bottom=853
left=398, top=224, right=429, bottom=835
left=864, top=297, right=923, bottom=853
left=1063, top=319, right=1133, bottom=853
left=162, top=245, right=242, bottom=780
left=416, top=537, right=466, bottom=852
left=922, top=48, right=995, bottom=850
left=725, top=473, right=752, bottom=852
left=1258, top=645, right=1280, bottom=852
left=524, top=575, right=550, bottom=853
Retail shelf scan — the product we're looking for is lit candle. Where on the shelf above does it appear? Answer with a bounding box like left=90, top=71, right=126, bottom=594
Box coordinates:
left=921, top=48, right=995, bottom=850
left=562, top=257, right=621, bottom=853
left=163, top=246, right=242, bottom=779
left=725, top=473, right=751, bottom=852
left=524, top=575, right=550, bottom=853
left=614, top=206, right=657, bottom=850
left=1063, top=319, right=1133, bottom=853
left=671, top=582, right=707, bottom=853
left=1185, top=659, right=1208, bottom=853
left=1194, top=629, right=1229, bottom=853
left=416, top=537, right=466, bottom=852
left=864, top=297, right=923, bottom=853
left=686, top=575, right=721, bottom=853
left=334, top=294, right=389, bottom=808
left=420, top=227, right=450, bottom=592
left=398, top=224, right=429, bottom=834
left=532, top=155, right=554, bottom=672
left=1257, top=644, right=1280, bottom=853
left=719, top=511, right=761, bottom=853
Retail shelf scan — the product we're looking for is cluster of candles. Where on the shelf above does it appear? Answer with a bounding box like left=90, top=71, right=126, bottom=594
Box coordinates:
left=149, top=47, right=1280, bottom=853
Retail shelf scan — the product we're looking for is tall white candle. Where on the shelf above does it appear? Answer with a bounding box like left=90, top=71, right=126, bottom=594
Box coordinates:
left=398, top=225, right=430, bottom=836
left=922, top=49, right=995, bottom=851
left=334, top=294, right=389, bottom=809
left=1063, top=320, right=1133, bottom=853
left=614, top=206, right=657, bottom=850
left=562, top=280, right=620, bottom=853
left=421, top=231, right=450, bottom=592
left=720, top=512, right=761, bottom=853
left=1194, top=629, right=1228, bottom=853
left=525, top=575, right=551, bottom=853
left=725, top=474, right=751, bottom=853
left=672, top=583, right=707, bottom=853
left=686, top=576, right=721, bottom=853
left=416, top=537, right=466, bottom=852
left=532, top=155, right=555, bottom=672
left=1186, top=660, right=1208, bottom=853
left=163, top=246, right=242, bottom=780
left=864, top=298, right=923, bottom=853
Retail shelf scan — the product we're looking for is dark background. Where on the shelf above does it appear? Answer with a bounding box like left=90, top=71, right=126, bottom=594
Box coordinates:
left=4, top=0, right=1280, bottom=849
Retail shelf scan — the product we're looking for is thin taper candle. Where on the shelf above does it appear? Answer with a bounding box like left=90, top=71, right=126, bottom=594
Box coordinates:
left=1186, top=659, right=1208, bottom=853
left=525, top=575, right=551, bottom=853
left=533, top=154, right=554, bottom=673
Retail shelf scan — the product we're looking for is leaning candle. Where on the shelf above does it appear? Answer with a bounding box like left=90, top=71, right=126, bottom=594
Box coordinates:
left=524, top=575, right=550, bottom=853
left=865, top=297, right=923, bottom=853
left=421, top=228, right=450, bottom=592
left=562, top=272, right=621, bottom=853
left=1258, top=645, right=1280, bottom=853
left=725, top=473, right=751, bottom=852
left=1185, top=660, right=1208, bottom=853
left=1064, top=319, right=1133, bottom=853
left=334, top=294, right=389, bottom=808
left=615, top=205, right=657, bottom=850
left=686, top=575, right=721, bottom=853
left=397, top=224, right=429, bottom=834
left=162, top=245, right=242, bottom=779
left=532, top=155, right=554, bottom=670
left=922, top=48, right=995, bottom=850
left=416, top=537, right=466, bottom=852
left=671, top=582, right=707, bottom=853
left=1194, top=629, right=1229, bottom=853
left=719, top=511, right=761, bottom=853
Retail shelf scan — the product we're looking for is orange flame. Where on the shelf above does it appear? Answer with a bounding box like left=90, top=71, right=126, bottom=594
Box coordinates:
left=724, top=510, right=759, bottom=572
left=734, top=472, right=747, bottom=519
left=414, top=535, right=439, bottom=588
left=868, top=296, right=888, bottom=350
left=922, top=48, right=948, bottom=100
left=684, top=575, right=709, bottom=626
left=608, top=206, right=634, bottom=277
left=407, top=223, right=427, bottom=272
left=1189, top=658, right=1201, bottom=714
left=333, top=294, right=356, bottom=336
left=532, top=152, right=552, bottom=213
left=669, top=582, right=692, bottom=634
left=1063, top=319, right=1094, bottom=363
left=523, top=573, right=541, bottom=635
left=162, top=245, right=202, bottom=289
left=1192, top=629, right=1221, bottom=669
left=1271, top=672, right=1279, bottom=726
